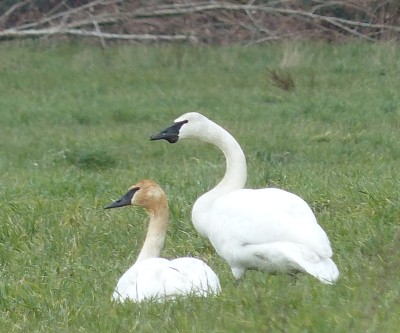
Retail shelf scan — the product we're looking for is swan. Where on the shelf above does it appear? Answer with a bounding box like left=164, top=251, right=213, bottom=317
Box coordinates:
left=104, top=179, right=221, bottom=302
left=150, top=112, right=339, bottom=284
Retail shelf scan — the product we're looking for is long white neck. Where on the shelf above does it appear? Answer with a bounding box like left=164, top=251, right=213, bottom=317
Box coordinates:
left=201, top=120, right=247, bottom=194
left=191, top=119, right=247, bottom=237
left=135, top=204, right=168, bottom=262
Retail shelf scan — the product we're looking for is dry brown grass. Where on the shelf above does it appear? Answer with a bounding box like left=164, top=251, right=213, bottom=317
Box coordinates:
left=268, top=69, right=295, bottom=91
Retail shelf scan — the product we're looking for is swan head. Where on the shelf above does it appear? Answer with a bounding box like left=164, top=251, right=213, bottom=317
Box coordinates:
left=150, top=112, right=209, bottom=143
left=104, top=180, right=166, bottom=211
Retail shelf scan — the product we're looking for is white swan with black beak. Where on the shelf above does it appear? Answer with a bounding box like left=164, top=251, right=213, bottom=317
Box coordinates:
left=150, top=112, right=339, bottom=284
left=105, top=179, right=221, bottom=302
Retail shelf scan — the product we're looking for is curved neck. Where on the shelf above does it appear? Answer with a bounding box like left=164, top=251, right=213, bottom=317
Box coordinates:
left=203, top=121, right=247, bottom=193
left=136, top=201, right=169, bottom=262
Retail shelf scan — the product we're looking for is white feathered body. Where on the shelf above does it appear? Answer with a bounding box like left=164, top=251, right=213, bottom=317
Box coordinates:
left=113, top=257, right=221, bottom=302
left=193, top=187, right=339, bottom=283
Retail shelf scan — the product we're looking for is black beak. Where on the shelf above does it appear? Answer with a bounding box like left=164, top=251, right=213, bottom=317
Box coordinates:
left=150, top=120, right=188, bottom=143
left=104, top=187, right=139, bottom=209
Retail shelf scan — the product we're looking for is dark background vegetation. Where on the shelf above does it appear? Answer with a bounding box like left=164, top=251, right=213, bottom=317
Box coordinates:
left=1, top=0, right=399, bottom=44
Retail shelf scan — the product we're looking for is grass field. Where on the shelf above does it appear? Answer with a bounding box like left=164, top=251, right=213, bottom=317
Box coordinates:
left=0, top=40, right=399, bottom=332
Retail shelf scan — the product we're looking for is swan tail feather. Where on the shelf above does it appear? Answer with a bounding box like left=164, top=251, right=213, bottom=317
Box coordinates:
left=284, top=244, right=339, bottom=284
left=248, top=242, right=339, bottom=284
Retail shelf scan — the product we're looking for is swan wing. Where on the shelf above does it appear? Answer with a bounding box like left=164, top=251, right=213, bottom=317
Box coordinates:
left=113, top=258, right=220, bottom=302
left=207, top=188, right=333, bottom=258
left=169, top=257, right=221, bottom=295
left=241, top=242, right=339, bottom=283
left=113, top=258, right=171, bottom=302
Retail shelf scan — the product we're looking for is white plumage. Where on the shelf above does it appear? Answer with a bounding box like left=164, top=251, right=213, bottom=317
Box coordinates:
left=150, top=112, right=339, bottom=284
left=105, top=179, right=221, bottom=302
left=113, top=257, right=220, bottom=302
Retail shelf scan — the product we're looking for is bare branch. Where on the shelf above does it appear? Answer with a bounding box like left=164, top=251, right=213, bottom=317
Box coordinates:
left=63, top=14, right=120, bottom=30
left=310, top=1, right=370, bottom=15
left=0, top=27, right=197, bottom=42
left=243, top=0, right=276, bottom=37
left=246, top=33, right=296, bottom=45
left=90, top=13, right=107, bottom=48
left=322, top=16, right=376, bottom=42
left=0, top=0, right=31, bottom=25
left=17, top=0, right=122, bottom=30
left=131, top=2, right=400, bottom=33
left=0, top=0, right=398, bottom=44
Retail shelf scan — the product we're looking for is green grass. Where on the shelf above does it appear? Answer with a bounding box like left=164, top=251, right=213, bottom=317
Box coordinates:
left=0, top=40, right=399, bottom=332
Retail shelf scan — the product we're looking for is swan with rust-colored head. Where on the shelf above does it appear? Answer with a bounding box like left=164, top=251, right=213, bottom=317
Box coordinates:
left=150, top=112, right=339, bottom=284
left=105, top=179, right=221, bottom=302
